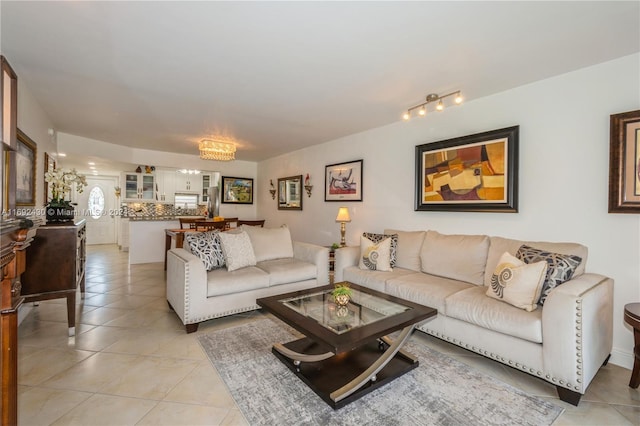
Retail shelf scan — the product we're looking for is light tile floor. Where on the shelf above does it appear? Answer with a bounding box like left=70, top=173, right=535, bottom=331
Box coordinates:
left=17, top=245, right=640, bottom=425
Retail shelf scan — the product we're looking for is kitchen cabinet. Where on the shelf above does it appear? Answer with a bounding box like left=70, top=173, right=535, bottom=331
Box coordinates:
left=155, top=170, right=175, bottom=203
left=122, top=172, right=155, bottom=201
left=200, top=173, right=212, bottom=205
left=175, top=172, right=202, bottom=195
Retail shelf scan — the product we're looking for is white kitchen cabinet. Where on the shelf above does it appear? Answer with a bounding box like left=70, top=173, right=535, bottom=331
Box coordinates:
left=175, top=172, right=202, bottom=194
left=119, top=218, right=130, bottom=251
left=155, top=170, right=175, bottom=203
left=122, top=172, right=155, bottom=201
left=200, top=173, right=212, bottom=205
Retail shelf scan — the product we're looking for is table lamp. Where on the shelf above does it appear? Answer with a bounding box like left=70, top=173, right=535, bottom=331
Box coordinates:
left=335, top=207, right=351, bottom=247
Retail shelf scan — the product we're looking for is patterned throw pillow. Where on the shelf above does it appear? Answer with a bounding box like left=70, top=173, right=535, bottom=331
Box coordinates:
left=184, top=231, right=225, bottom=271
left=218, top=230, right=257, bottom=272
left=516, top=245, right=583, bottom=305
left=359, top=235, right=393, bottom=272
left=486, top=252, right=548, bottom=312
left=363, top=232, right=398, bottom=267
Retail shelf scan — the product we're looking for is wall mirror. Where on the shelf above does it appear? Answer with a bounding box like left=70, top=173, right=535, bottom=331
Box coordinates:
left=278, top=175, right=302, bottom=210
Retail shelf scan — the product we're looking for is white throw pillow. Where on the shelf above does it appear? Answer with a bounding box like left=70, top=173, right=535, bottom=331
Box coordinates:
left=218, top=230, right=257, bottom=272
left=241, top=224, right=293, bottom=262
left=359, top=235, right=393, bottom=272
left=486, top=252, right=547, bottom=312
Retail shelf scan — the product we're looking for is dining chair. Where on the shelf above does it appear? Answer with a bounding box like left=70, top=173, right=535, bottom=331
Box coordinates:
left=237, top=220, right=265, bottom=227
left=194, top=221, right=226, bottom=231
left=179, top=218, right=200, bottom=229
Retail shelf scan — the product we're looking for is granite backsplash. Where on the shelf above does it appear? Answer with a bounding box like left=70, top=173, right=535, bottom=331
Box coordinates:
left=121, top=202, right=207, bottom=218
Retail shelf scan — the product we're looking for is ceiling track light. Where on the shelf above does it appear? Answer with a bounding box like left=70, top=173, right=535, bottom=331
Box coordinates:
left=402, top=90, right=463, bottom=121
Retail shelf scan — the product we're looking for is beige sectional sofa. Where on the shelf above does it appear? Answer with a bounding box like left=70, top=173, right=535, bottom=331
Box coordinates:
left=334, top=229, right=613, bottom=406
left=167, top=225, right=330, bottom=333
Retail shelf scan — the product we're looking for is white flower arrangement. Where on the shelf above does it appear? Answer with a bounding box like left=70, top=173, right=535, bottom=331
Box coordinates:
left=44, top=168, right=88, bottom=205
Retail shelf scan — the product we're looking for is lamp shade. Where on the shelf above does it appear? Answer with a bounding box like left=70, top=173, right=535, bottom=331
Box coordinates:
left=335, top=207, right=351, bottom=223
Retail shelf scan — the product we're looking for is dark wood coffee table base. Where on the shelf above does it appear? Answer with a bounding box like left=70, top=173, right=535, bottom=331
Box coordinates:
left=272, top=331, right=419, bottom=409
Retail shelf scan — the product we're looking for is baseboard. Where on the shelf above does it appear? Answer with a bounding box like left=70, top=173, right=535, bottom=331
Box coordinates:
left=609, top=346, right=634, bottom=370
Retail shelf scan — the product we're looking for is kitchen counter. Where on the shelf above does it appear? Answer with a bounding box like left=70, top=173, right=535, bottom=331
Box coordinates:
left=127, top=215, right=206, bottom=222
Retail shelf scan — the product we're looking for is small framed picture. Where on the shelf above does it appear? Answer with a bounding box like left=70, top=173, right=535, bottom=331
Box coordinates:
left=221, top=176, right=254, bottom=204
left=324, top=159, right=363, bottom=202
left=15, top=129, right=37, bottom=206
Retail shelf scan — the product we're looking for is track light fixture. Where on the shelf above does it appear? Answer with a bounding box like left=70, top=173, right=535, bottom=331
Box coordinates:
left=402, top=91, right=463, bottom=121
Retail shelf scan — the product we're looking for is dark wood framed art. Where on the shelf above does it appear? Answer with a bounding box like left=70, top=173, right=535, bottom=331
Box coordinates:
left=1, top=55, right=17, bottom=150
left=324, top=159, right=363, bottom=202
left=15, top=129, right=37, bottom=206
left=608, top=109, right=640, bottom=213
left=415, top=126, right=519, bottom=212
left=221, top=176, right=254, bottom=204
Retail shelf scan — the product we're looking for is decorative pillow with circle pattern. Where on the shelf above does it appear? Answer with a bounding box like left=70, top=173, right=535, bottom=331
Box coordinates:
left=184, top=231, right=225, bottom=271
left=362, top=232, right=398, bottom=267
left=486, top=251, right=547, bottom=312
left=358, top=235, right=393, bottom=272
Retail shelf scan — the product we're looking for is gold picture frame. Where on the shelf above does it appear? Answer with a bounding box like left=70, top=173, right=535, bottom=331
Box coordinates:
left=15, top=129, right=37, bottom=206
left=608, top=109, right=640, bottom=213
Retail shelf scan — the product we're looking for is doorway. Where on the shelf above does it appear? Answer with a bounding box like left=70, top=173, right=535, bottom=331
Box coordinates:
left=75, top=176, right=118, bottom=245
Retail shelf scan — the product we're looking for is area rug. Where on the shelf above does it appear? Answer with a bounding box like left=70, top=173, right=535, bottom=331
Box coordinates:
left=198, top=319, right=563, bottom=426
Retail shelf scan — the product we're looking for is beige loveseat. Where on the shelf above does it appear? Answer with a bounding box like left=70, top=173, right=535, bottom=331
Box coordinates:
left=167, top=225, right=330, bottom=333
left=334, top=229, right=613, bottom=406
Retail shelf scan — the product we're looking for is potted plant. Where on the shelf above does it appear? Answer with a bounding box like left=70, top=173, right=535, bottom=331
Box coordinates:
left=331, top=282, right=352, bottom=306
left=44, top=168, right=87, bottom=222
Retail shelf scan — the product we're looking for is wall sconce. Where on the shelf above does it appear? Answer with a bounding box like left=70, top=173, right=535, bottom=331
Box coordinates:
left=335, top=207, right=351, bottom=247
left=114, top=186, right=121, bottom=198
left=269, top=179, right=276, bottom=200
left=402, top=91, right=463, bottom=121
left=304, top=173, right=313, bottom=197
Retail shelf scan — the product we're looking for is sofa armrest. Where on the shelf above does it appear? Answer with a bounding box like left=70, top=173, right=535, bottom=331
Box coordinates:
left=166, top=248, right=208, bottom=325
left=542, top=272, right=613, bottom=394
left=334, top=246, right=359, bottom=282
left=293, top=241, right=330, bottom=285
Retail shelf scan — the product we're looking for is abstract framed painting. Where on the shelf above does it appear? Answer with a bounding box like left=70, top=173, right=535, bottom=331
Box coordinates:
left=324, top=159, right=363, bottom=202
left=608, top=109, right=640, bottom=213
left=415, top=126, right=519, bottom=212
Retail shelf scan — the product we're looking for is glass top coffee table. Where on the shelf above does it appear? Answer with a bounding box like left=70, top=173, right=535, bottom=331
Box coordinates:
left=256, top=282, right=437, bottom=409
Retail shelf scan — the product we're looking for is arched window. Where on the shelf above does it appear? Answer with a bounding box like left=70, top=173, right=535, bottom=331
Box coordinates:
left=88, top=186, right=105, bottom=219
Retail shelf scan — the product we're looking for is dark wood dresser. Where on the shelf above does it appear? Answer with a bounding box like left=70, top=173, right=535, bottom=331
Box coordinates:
left=21, top=219, right=86, bottom=336
left=1, top=218, right=38, bottom=426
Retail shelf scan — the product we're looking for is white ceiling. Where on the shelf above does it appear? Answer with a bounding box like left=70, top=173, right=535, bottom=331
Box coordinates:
left=2, top=1, right=639, bottom=163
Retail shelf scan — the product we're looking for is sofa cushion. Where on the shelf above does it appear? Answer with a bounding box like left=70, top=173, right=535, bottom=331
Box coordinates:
left=386, top=273, right=474, bottom=313
left=343, top=266, right=415, bottom=293
left=484, top=236, right=588, bottom=287
left=516, top=245, right=582, bottom=305
left=242, top=224, right=294, bottom=262
left=384, top=229, right=425, bottom=271
left=446, top=286, right=543, bottom=344
left=257, top=258, right=317, bottom=286
left=184, top=231, right=225, bottom=271
left=420, top=230, right=489, bottom=285
left=359, top=235, right=393, bottom=271
left=218, top=230, right=257, bottom=272
left=486, top=252, right=547, bottom=312
left=206, top=266, right=269, bottom=297
left=363, top=232, right=398, bottom=267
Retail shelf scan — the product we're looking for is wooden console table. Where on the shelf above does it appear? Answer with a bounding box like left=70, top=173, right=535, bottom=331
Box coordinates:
left=624, top=303, right=640, bottom=388
left=1, top=218, right=38, bottom=426
left=20, top=219, right=86, bottom=336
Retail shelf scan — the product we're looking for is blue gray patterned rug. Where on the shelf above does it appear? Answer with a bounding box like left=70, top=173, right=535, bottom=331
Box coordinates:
left=198, top=318, right=563, bottom=426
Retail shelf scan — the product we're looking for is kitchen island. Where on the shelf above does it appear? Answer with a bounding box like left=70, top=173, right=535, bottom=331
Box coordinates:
left=128, top=217, right=203, bottom=264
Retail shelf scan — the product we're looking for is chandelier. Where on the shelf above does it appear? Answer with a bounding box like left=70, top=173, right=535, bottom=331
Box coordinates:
left=402, top=91, right=463, bottom=121
left=199, top=139, right=236, bottom=161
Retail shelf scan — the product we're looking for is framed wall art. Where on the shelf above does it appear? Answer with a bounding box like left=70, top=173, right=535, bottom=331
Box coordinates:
left=608, top=109, right=640, bottom=213
left=15, top=129, right=36, bottom=206
left=1, top=56, right=17, bottom=150
left=324, top=159, right=363, bottom=202
left=415, top=126, right=519, bottom=212
left=221, top=176, right=254, bottom=204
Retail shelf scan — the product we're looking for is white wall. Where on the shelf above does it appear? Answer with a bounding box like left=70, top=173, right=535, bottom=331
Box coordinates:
left=257, top=53, right=640, bottom=369
left=17, top=79, right=57, bottom=209
left=57, top=133, right=259, bottom=219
